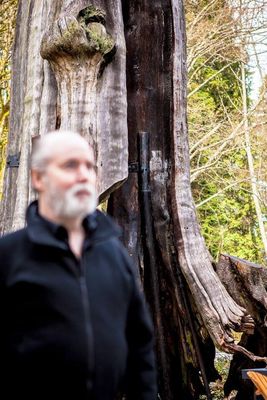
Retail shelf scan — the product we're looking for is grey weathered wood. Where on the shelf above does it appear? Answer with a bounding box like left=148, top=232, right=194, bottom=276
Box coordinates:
left=169, top=0, right=264, bottom=359
left=217, top=254, right=267, bottom=325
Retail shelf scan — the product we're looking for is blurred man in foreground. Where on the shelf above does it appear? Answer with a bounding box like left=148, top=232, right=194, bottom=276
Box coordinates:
left=0, top=131, right=157, bottom=400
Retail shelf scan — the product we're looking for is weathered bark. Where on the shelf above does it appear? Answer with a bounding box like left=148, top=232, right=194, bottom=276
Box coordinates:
left=0, top=0, right=127, bottom=234
left=217, top=254, right=267, bottom=327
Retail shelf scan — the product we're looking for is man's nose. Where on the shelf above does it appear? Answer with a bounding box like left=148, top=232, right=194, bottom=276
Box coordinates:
left=77, top=164, right=90, bottom=181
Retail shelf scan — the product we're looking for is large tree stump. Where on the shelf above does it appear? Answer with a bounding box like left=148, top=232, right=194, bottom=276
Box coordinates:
left=2, top=1, right=267, bottom=399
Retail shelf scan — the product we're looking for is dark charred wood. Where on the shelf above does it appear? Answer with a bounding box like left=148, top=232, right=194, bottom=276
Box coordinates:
left=109, top=1, right=216, bottom=398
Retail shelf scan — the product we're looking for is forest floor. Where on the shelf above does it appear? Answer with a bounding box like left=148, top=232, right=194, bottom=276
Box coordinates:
left=200, top=351, right=236, bottom=400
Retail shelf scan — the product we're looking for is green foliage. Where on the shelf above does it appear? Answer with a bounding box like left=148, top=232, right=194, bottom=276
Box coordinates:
left=0, top=127, right=8, bottom=195
left=196, top=182, right=265, bottom=263
left=191, top=59, right=243, bottom=114
left=0, top=0, right=18, bottom=197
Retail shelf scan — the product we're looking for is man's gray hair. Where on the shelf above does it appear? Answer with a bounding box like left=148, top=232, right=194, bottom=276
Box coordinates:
left=31, top=130, right=86, bottom=171
left=31, top=136, right=51, bottom=171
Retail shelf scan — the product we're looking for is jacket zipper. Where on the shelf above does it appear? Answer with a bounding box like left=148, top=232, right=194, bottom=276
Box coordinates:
left=78, top=254, right=95, bottom=392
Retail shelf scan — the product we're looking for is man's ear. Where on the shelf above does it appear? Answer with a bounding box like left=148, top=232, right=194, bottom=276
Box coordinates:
left=31, top=169, right=45, bottom=193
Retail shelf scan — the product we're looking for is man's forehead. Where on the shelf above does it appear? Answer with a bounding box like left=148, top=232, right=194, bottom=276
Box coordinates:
left=44, top=133, right=90, bottom=148
left=44, top=134, right=94, bottom=160
left=50, top=145, right=95, bottom=162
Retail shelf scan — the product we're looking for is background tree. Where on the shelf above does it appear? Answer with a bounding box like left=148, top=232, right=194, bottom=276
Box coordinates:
left=185, top=0, right=267, bottom=264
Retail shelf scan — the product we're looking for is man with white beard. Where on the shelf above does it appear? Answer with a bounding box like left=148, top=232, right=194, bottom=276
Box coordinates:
left=0, top=131, right=157, bottom=400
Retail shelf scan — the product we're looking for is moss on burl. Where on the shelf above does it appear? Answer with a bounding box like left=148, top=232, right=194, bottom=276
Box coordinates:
left=86, top=22, right=114, bottom=55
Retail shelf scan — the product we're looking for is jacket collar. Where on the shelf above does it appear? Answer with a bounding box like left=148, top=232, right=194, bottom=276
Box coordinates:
left=26, top=201, right=121, bottom=248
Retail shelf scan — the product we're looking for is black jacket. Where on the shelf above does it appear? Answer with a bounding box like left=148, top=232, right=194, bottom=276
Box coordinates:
left=0, top=202, right=157, bottom=400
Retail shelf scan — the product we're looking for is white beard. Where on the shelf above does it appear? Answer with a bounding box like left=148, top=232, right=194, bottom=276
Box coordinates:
left=46, top=182, right=98, bottom=220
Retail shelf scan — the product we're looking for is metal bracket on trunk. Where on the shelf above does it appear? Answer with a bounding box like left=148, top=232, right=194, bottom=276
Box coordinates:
left=7, top=153, right=20, bottom=168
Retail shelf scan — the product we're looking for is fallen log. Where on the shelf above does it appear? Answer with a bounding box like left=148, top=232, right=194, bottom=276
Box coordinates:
left=216, top=254, right=267, bottom=399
